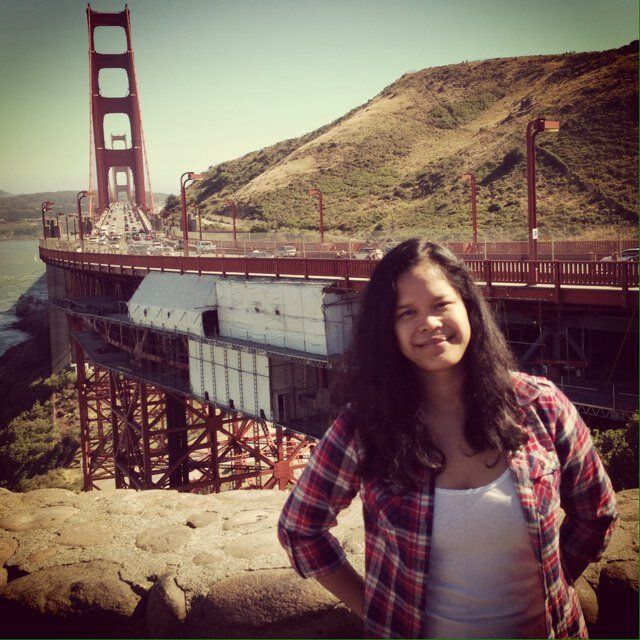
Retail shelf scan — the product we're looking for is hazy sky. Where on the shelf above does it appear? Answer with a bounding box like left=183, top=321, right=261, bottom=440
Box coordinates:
left=0, top=0, right=637, bottom=196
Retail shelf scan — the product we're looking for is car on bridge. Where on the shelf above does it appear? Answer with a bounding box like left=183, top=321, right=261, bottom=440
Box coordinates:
left=246, top=249, right=275, bottom=258
left=196, top=240, right=216, bottom=254
left=600, top=247, right=639, bottom=262
left=275, top=245, right=298, bottom=257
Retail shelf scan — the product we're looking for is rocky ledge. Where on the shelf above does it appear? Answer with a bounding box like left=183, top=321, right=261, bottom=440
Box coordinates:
left=0, top=487, right=636, bottom=638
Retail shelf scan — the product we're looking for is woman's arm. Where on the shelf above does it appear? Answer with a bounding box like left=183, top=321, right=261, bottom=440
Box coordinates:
left=316, top=561, right=365, bottom=620
left=551, top=386, right=618, bottom=580
left=278, top=412, right=361, bottom=581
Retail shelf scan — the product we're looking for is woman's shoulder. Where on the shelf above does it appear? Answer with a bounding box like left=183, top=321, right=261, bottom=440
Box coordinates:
left=511, top=370, right=562, bottom=407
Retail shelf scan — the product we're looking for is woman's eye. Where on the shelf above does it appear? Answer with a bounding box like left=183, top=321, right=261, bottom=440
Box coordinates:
left=397, top=309, right=414, bottom=319
left=435, top=301, right=451, bottom=310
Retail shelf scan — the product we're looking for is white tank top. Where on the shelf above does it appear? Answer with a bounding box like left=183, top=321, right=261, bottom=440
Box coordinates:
left=424, top=467, right=547, bottom=639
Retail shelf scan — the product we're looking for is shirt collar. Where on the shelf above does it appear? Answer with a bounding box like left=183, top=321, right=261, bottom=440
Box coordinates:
left=512, top=371, right=542, bottom=407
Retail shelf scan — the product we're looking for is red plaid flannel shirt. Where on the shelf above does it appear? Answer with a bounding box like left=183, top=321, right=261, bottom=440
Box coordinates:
left=278, top=373, right=618, bottom=638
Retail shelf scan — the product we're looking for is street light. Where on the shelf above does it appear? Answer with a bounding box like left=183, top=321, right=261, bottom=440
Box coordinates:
left=526, top=117, right=560, bottom=263
left=76, top=191, right=92, bottom=251
left=180, top=171, right=205, bottom=257
left=308, top=188, right=324, bottom=244
left=224, top=199, right=238, bottom=246
left=41, top=201, right=55, bottom=239
left=196, top=206, right=203, bottom=241
left=457, top=173, right=478, bottom=244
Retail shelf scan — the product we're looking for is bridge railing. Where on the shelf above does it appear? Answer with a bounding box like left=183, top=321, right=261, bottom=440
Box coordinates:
left=39, top=244, right=638, bottom=290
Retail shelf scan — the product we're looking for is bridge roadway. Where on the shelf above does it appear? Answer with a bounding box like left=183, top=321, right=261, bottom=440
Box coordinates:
left=40, top=241, right=638, bottom=309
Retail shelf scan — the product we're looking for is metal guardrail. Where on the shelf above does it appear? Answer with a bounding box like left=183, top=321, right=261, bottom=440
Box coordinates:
left=40, top=244, right=638, bottom=290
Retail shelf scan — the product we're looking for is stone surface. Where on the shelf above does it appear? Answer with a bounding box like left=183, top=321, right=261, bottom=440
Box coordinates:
left=187, top=512, right=219, bottom=528
left=0, top=566, right=6, bottom=590
left=0, top=506, right=78, bottom=532
left=26, top=546, right=58, bottom=564
left=595, top=560, right=639, bottom=638
left=0, top=560, right=141, bottom=636
left=0, top=486, right=634, bottom=638
left=192, top=552, right=221, bottom=566
left=135, top=525, right=193, bottom=553
left=195, top=568, right=362, bottom=638
left=57, top=522, right=118, bottom=547
left=145, top=571, right=187, bottom=638
left=0, top=537, right=18, bottom=563
left=575, top=576, right=598, bottom=628
left=223, top=530, right=284, bottom=560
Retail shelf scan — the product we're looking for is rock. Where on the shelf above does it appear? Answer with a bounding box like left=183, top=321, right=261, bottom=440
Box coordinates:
left=223, top=530, right=284, bottom=560
left=0, top=560, right=141, bottom=636
left=196, top=568, right=361, bottom=638
left=26, top=547, right=58, bottom=564
left=20, top=488, right=81, bottom=508
left=0, top=537, right=18, bottom=563
left=596, top=560, right=639, bottom=638
left=57, top=522, right=118, bottom=547
left=145, top=571, right=187, bottom=638
left=0, top=566, right=7, bottom=590
left=192, top=552, right=221, bottom=566
left=0, top=506, right=78, bottom=531
left=135, top=525, right=193, bottom=553
left=615, top=489, right=638, bottom=522
left=222, top=510, right=271, bottom=530
left=187, top=512, right=219, bottom=528
left=574, top=576, right=598, bottom=628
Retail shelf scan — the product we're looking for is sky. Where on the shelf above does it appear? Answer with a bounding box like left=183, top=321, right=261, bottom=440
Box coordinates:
left=0, top=0, right=637, bottom=196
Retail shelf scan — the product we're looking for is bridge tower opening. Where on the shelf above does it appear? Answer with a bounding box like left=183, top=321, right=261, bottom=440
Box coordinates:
left=87, top=5, right=152, bottom=213
left=110, top=134, right=133, bottom=202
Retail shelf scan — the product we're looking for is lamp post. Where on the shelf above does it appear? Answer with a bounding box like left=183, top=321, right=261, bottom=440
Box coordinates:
left=64, top=213, right=70, bottom=241
left=196, top=206, right=203, bottom=241
left=308, top=188, right=324, bottom=244
left=224, top=199, right=238, bottom=246
left=41, top=201, right=55, bottom=239
left=180, top=171, right=204, bottom=257
left=457, top=173, right=478, bottom=245
left=76, top=191, right=91, bottom=250
left=526, top=117, right=560, bottom=263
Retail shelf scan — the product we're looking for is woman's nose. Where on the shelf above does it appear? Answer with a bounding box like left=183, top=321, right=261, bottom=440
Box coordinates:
left=419, top=314, right=443, bottom=332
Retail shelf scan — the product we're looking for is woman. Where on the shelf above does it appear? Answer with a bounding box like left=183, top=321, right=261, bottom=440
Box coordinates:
left=278, top=240, right=617, bottom=638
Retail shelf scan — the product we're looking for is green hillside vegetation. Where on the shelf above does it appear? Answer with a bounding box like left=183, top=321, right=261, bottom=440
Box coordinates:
left=186, top=42, right=638, bottom=240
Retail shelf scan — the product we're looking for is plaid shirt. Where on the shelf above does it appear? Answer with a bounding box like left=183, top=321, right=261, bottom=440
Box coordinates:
left=278, top=373, right=618, bottom=638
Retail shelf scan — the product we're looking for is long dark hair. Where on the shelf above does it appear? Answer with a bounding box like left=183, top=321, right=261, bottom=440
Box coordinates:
left=345, top=240, right=526, bottom=489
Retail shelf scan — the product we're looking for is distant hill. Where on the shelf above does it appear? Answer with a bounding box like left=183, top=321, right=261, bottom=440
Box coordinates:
left=188, top=41, right=638, bottom=240
left=0, top=191, right=169, bottom=224
left=0, top=189, right=11, bottom=198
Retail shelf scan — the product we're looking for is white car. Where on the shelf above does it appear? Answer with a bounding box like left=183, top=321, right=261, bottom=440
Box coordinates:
left=246, top=250, right=274, bottom=258
left=275, top=245, right=298, bottom=257
left=196, top=240, right=216, bottom=254
left=600, top=248, right=639, bottom=262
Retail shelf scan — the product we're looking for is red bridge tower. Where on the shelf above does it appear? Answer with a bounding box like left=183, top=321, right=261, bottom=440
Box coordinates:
left=87, top=4, right=151, bottom=212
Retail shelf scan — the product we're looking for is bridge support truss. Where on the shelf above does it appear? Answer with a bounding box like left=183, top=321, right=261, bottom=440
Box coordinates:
left=73, top=336, right=313, bottom=493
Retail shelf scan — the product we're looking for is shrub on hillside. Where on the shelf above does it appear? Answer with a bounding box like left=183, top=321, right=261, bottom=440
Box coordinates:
left=592, top=413, right=638, bottom=491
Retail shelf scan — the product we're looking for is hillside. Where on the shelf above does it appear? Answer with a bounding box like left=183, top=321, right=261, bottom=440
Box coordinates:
left=186, top=42, right=638, bottom=240
left=0, top=191, right=169, bottom=236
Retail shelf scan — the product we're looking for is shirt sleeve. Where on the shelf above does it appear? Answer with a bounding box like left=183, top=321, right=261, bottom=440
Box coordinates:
left=551, top=385, right=618, bottom=574
left=277, top=411, right=361, bottom=579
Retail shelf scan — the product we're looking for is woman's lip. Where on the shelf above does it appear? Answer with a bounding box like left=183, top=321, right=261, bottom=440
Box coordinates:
left=414, top=335, right=449, bottom=347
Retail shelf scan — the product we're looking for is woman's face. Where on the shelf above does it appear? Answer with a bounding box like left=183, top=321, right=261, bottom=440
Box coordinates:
left=393, top=261, right=471, bottom=378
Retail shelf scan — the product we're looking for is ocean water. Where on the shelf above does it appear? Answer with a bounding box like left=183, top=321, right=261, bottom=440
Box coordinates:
left=0, top=239, right=47, bottom=356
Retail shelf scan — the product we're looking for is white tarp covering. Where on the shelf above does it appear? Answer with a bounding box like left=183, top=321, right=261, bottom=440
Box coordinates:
left=189, top=340, right=271, bottom=418
left=215, top=279, right=358, bottom=356
left=128, top=272, right=219, bottom=336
